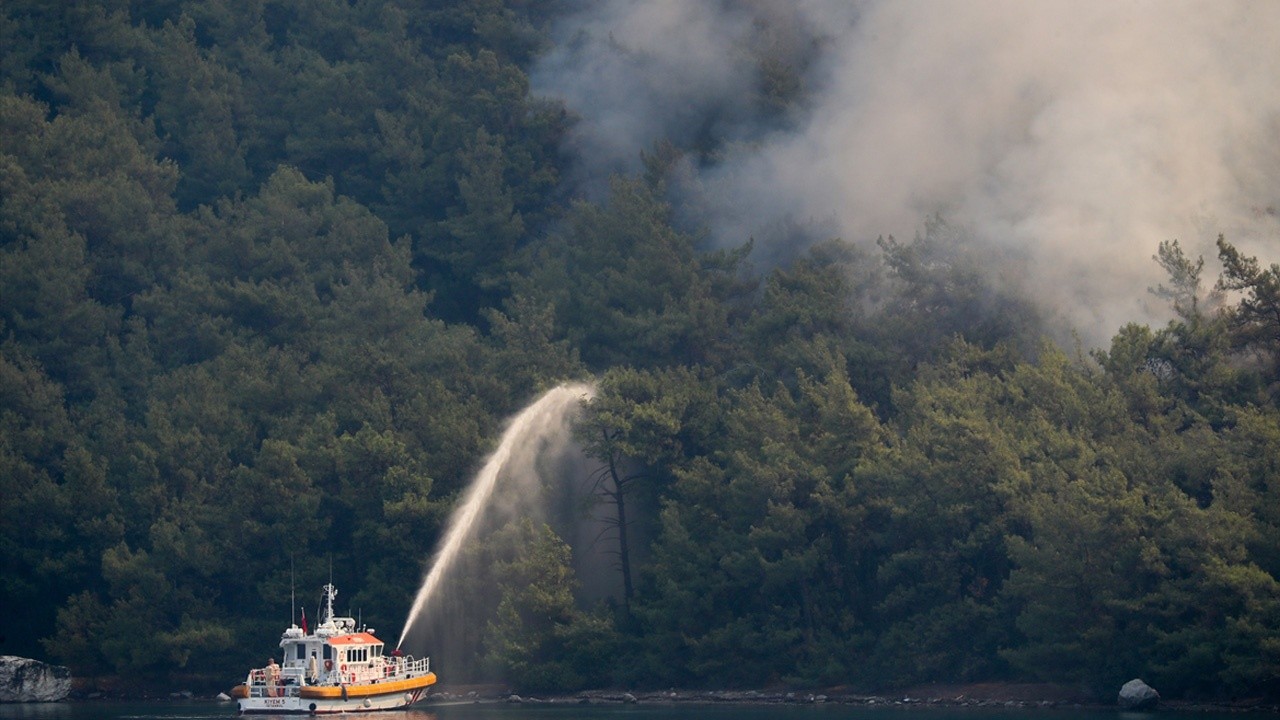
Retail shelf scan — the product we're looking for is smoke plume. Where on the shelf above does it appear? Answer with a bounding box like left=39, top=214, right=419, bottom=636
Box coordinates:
left=532, top=0, right=1280, bottom=345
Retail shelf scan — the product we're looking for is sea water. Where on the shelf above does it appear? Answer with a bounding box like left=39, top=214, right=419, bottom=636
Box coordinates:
left=0, top=700, right=1272, bottom=720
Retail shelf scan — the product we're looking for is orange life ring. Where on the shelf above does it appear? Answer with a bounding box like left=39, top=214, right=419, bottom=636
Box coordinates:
left=325, top=660, right=333, bottom=671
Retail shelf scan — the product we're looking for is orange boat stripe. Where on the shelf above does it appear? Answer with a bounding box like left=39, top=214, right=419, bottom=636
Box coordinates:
left=298, top=673, right=436, bottom=699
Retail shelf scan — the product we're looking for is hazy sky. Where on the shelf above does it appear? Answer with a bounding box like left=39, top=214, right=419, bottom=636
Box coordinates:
left=532, top=0, right=1280, bottom=346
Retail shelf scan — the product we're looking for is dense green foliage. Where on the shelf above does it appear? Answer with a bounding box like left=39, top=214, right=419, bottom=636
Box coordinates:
left=2, top=0, right=1279, bottom=701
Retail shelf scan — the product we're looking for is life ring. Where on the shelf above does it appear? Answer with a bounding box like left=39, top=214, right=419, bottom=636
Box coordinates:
left=340, top=663, right=348, bottom=673
left=325, top=660, right=333, bottom=671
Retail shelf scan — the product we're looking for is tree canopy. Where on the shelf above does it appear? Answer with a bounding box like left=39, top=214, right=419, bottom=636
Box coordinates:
left=2, top=0, right=1280, bottom=702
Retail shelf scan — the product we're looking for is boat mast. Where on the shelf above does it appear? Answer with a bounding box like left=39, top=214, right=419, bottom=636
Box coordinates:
left=322, top=583, right=337, bottom=626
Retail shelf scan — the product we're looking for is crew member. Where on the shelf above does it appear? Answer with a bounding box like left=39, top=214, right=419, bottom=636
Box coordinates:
left=266, top=658, right=280, bottom=696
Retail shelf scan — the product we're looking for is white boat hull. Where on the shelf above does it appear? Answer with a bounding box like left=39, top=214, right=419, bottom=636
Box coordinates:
left=237, top=686, right=429, bottom=714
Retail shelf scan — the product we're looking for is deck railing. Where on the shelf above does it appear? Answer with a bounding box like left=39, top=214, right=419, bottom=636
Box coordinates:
left=247, top=666, right=302, bottom=698
left=249, top=655, right=431, bottom=693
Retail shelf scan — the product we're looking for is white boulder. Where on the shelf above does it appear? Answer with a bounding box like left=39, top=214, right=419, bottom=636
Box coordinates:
left=0, top=656, right=72, bottom=702
left=1117, top=678, right=1159, bottom=710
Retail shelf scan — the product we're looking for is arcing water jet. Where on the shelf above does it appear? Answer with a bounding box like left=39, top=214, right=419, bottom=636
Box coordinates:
left=397, top=382, right=595, bottom=649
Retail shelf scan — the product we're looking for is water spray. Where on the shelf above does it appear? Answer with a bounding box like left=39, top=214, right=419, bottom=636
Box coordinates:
left=397, top=382, right=595, bottom=649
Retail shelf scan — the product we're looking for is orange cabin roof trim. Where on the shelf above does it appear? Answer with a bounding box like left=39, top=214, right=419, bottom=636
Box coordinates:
left=327, top=632, right=382, bottom=646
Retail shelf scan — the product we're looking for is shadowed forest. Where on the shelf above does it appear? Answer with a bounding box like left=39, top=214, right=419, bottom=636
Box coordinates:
left=3, top=0, right=1280, bottom=701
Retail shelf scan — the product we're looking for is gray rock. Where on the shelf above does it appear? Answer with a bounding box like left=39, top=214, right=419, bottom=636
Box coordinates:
left=1118, top=678, right=1159, bottom=710
left=507, top=694, right=523, bottom=703
left=622, top=693, right=637, bottom=704
left=0, top=656, right=72, bottom=702
left=216, top=692, right=232, bottom=701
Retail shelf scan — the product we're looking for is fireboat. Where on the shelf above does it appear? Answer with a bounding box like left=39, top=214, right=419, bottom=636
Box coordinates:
left=230, top=584, right=436, bottom=714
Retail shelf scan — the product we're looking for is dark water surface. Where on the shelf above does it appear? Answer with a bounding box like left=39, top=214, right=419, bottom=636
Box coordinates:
left=0, top=701, right=1273, bottom=720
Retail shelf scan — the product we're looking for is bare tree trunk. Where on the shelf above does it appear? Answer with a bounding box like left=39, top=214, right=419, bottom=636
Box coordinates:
left=605, top=451, right=634, bottom=614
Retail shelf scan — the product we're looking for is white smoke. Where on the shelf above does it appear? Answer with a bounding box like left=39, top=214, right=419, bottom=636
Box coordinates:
left=532, top=0, right=1280, bottom=345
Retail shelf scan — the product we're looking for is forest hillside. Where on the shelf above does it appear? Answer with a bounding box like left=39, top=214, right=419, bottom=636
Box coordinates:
left=2, top=0, right=1280, bottom=700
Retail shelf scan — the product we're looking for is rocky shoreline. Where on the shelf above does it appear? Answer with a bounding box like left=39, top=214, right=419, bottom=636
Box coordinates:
left=41, top=677, right=1280, bottom=713
left=434, top=688, right=1092, bottom=709
left=422, top=684, right=1280, bottom=713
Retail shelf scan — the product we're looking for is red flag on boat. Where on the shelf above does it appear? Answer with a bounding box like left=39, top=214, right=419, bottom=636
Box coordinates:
left=301, top=608, right=308, bottom=635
